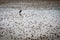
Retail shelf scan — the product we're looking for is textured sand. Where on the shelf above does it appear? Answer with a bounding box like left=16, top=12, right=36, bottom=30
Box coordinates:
left=0, top=8, right=60, bottom=40
left=0, top=1, right=60, bottom=40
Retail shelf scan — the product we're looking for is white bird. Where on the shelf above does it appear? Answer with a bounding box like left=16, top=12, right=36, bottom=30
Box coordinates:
left=19, top=10, right=22, bottom=16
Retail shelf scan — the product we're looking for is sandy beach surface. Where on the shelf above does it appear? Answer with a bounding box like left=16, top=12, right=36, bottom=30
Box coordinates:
left=0, top=0, right=60, bottom=40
